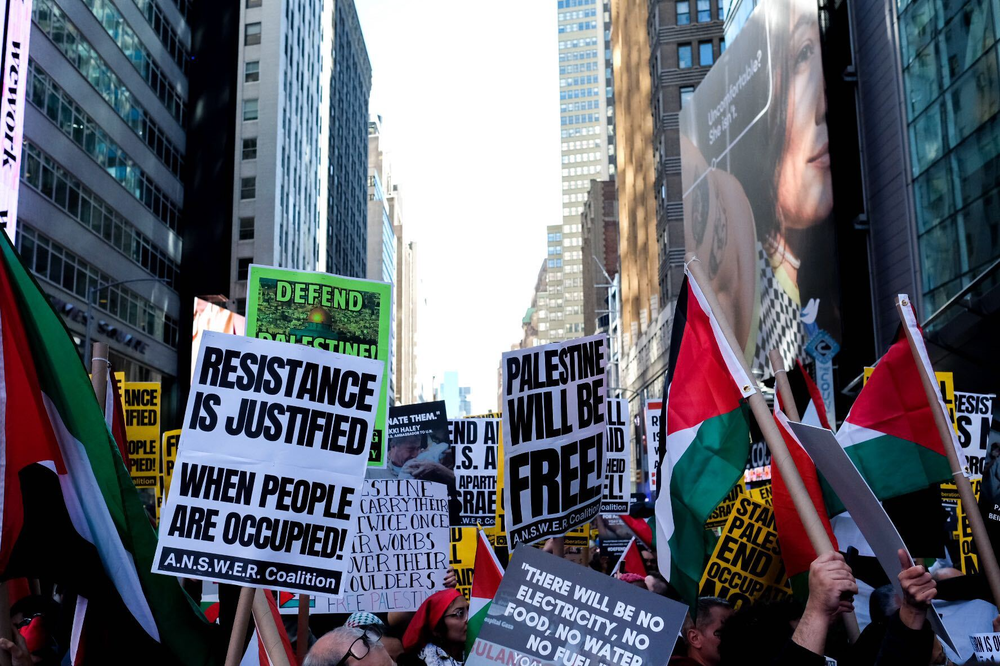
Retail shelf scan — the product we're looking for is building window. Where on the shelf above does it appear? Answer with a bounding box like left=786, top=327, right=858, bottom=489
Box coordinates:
left=678, top=44, right=693, bottom=69
left=243, top=99, right=259, bottom=121
left=677, top=0, right=690, bottom=24
left=245, top=22, right=261, bottom=46
left=697, top=0, right=712, bottom=21
left=240, top=177, right=256, bottom=200
left=699, top=41, right=714, bottom=66
left=720, top=38, right=726, bottom=53
left=718, top=0, right=726, bottom=20
left=680, top=86, right=695, bottom=108
left=239, top=217, right=255, bottom=240
left=237, top=258, right=252, bottom=281
left=246, top=0, right=261, bottom=6
left=242, top=137, right=257, bottom=160
left=245, top=61, right=260, bottom=83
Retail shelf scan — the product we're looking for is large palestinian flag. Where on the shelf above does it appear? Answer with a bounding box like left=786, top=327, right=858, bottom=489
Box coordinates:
left=0, top=234, right=220, bottom=664
left=654, top=269, right=755, bottom=605
left=832, top=295, right=953, bottom=509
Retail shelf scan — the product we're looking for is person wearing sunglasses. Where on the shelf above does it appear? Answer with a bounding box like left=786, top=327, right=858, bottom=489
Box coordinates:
left=400, top=589, right=468, bottom=666
left=304, top=625, right=395, bottom=666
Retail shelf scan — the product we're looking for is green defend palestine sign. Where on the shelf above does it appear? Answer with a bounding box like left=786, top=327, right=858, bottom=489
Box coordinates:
left=245, top=265, right=392, bottom=467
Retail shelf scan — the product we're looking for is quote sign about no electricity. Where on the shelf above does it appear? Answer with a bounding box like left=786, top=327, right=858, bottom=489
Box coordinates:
left=466, top=546, right=686, bottom=666
left=502, top=334, right=608, bottom=546
left=153, top=331, right=383, bottom=596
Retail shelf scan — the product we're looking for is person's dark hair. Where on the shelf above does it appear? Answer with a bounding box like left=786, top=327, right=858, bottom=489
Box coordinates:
left=718, top=598, right=804, bottom=666
left=680, top=597, right=733, bottom=643
left=869, top=584, right=899, bottom=624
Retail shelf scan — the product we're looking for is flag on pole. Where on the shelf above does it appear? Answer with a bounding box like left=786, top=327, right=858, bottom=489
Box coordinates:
left=654, top=269, right=755, bottom=605
left=782, top=360, right=832, bottom=430
left=771, top=407, right=838, bottom=577
left=611, top=537, right=647, bottom=577
left=466, top=528, right=504, bottom=657
left=240, top=591, right=297, bottom=666
left=832, top=296, right=954, bottom=508
left=0, top=234, right=219, bottom=664
left=618, top=514, right=653, bottom=550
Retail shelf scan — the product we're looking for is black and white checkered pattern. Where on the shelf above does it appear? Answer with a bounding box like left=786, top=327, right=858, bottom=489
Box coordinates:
left=753, top=244, right=802, bottom=379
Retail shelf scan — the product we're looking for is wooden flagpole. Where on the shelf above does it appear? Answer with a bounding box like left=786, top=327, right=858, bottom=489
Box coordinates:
left=769, top=351, right=801, bottom=422
left=686, top=256, right=860, bottom=641
left=296, top=594, right=310, bottom=662
left=252, top=589, right=292, bottom=666
left=895, top=296, right=1000, bottom=606
left=224, top=587, right=255, bottom=666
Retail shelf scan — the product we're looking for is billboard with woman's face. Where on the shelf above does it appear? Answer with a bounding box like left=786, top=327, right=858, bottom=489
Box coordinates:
left=680, top=0, right=840, bottom=377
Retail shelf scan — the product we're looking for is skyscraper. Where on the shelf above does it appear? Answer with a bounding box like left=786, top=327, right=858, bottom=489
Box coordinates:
left=229, top=0, right=325, bottom=316
left=393, top=190, right=419, bottom=406
left=19, top=0, right=190, bottom=397
left=366, top=115, right=396, bottom=404
left=325, top=0, right=371, bottom=278
left=539, top=0, right=616, bottom=344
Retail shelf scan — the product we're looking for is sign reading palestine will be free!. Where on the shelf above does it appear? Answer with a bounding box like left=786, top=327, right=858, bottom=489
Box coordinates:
left=245, top=265, right=393, bottom=467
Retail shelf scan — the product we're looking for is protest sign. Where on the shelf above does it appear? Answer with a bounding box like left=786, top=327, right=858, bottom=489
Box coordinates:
left=502, top=335, right=608, bottom=546
left=488, top=431, right=510, bottom=563
left=451, top=526, right=477, bottom=600
left=957, top=393, right=995, bottom=477
left=971, top=633, right=1000, bottom=663
left=595, top=515, right=633, bottom=563
left=377, top=401, right=451, bottom=479
left=790, top=422, right=958, bottom=653
left=245, top=265, right=392, bottom=467
left=466, top=545, right=687, bottom=666
left=124, top=381, right=160, bottom=517
left=602, top=399, right=630, bottom=515
left=705, top=480, right=747, bottom=530
left=699, top=496, right=791, bottom=608
left=451, top=417, right=500, bottom=527
left=153, top=331, right=382, bottom=596
left=0, top=0, right=32, bottom=241
left=157, top=429, right=181, bottom=522
left=644, top=400, right=662, bottom=492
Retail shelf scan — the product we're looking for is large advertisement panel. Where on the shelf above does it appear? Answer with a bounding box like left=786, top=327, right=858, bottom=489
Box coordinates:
left=0, top=0, right=31, bottom=241
left=680, top=0, right=839, bottom=377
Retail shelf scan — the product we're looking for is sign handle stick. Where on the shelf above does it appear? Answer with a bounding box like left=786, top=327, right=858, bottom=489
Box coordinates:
left=253, top=589, right=292, bottom=666
left=0, top=583, right=11, bottom=666
left=224, top=587, right=255, bottom=666
left=90, top=342, right=109, bottom=412
left=296, top=594, right=309, bottom=663
left=769, top=351, right=801, bottom=422
left=687, top=256, right=860, bottom=642
left=895, top=297, right=1000, bottom=606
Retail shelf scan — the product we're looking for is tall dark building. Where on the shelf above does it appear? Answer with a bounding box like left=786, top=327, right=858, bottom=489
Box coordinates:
left=326, top=0, right=372, bottom=278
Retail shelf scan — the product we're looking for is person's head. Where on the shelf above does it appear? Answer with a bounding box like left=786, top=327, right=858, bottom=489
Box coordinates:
left=401, top=589, right=466, bottom=655
left=768, top=0, right=832, bottom=231
left=869, top=584, right=900, bottom=624
left=680, top=597, right=733, bottom=666
left=718, top=598, right=803, bottom=666
left=304, top=626, right=394, bottom=666
left=388, top=435, right=423, bottom=467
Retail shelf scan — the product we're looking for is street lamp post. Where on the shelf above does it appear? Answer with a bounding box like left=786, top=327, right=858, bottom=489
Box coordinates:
left=83, top=277, right=168, bottom=367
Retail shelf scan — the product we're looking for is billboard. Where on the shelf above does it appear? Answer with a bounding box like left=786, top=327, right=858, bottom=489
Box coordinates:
left=191, top=298, right=245, bottom=382
left=0, top=0, right=31, bottom=241
left=680, top=0, right=839, bottom=377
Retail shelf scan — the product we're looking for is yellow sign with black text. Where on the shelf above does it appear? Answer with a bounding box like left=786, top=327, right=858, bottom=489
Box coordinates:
left=450, top=527, right=477, bottom=601
left=124, top=382, right=160, bottom=518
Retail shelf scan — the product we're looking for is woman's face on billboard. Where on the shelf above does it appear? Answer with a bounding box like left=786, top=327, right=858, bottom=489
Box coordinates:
left=776, top=0, right=833, bottom=230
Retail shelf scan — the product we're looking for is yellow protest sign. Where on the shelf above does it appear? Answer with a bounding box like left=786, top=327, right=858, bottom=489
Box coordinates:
left=699, top=496, right=791, bottom=609
left=956, top=477, right=982, bottom=575
left=450, top=527, right=477, bottom=600
left=747, top=482, right=773, bottom=507
left=124, top=382, right=160, bottom=517
left=706, top=480, right=747, bottom=530
left=159, top=428, right=181, bottom=510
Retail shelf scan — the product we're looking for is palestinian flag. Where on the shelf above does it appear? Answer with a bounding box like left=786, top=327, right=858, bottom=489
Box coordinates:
left=0, top=234, right=220, bottom=664
left=619, top=514, right=653, bottom=549
left=466, top=528, right=504, bottom=657
left=781, top=360, right=832, bottom=430
left=654, top=270, right=755, bottom=605
left=771, top=406, right=838, bottom=577
left=611, top=537, right=647, bottom=577
left=832, top=295, right=953, bottom=509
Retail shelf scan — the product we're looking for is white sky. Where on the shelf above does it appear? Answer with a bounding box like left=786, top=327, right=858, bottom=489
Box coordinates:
left=356, top=0, right=563, bottom=414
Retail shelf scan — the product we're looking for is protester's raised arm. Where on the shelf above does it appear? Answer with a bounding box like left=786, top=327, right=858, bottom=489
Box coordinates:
left=790, top=552, right=857, bottom=656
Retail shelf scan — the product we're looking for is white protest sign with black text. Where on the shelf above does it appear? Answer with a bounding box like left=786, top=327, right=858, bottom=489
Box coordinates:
left=502, top=335, right=608, bottom=546
left=602, top=398, right=630, bottom=514
left=451, top=418, right=500, bottom=527
left=645, top=400, right=662, bottom=492
left=278, top=479, right=449, bottom=614
left=972, top=633, right=1000, bottom=663
left=466, top=545, right=687, bottom=666
left=153, top=332, right=382, bottom=596
left=957, top=392, right=995, bottom=477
